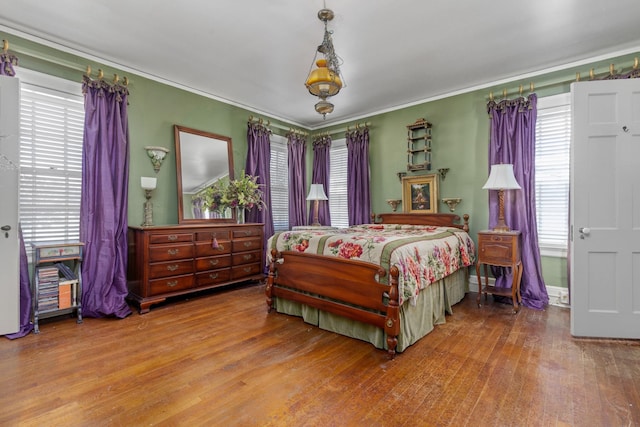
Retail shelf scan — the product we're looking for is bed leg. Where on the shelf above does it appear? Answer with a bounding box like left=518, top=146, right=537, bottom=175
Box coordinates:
left=385, top=265, right=400, bottom=359
left=265, top=249, right=279, bottom=313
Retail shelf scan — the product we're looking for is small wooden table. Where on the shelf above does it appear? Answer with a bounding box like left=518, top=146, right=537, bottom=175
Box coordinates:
left=476, top=230, right=523, bottom=313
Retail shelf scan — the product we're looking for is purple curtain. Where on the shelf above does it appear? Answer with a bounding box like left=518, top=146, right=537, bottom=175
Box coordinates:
left=2, top=51, right=34, bottom=339
left=192, top=198, right=204, bottom=219
left=245, top=123, right=274, bottom=245
left=310, top=136, right=331, bottom=226
left=487, top=94, right=548, bottom=310
left=346, top=127, right=371, bottom=226
left=80, top=76, right=132, bottom=318
left=287, top=132, right=307, bottom=228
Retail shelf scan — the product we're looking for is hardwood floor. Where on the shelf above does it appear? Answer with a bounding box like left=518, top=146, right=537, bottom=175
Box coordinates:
left=1, top=283, right=639, bottom=427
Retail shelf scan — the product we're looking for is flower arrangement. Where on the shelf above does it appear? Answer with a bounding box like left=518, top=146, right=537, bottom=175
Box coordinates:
left=196, top=176, right=230, bottom=214
left=195, top=171, right=265, bottom=213
left=222, top=171, right=266, bottom=211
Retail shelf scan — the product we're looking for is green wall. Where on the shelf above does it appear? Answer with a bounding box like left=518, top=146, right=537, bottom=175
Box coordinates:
left=5, top=30, right=639, bottom=289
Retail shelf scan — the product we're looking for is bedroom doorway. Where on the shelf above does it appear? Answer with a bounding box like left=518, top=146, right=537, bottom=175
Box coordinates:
left=570, top=78, right=640, bottom=339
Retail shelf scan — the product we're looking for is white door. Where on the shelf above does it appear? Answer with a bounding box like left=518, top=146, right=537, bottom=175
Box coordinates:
left=571, top=79, right=640, bottom=339
left=0, top=75, right=20, bottom=335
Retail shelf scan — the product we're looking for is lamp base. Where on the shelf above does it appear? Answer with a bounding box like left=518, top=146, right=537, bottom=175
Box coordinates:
left=492, top=219, right=511, bottom=233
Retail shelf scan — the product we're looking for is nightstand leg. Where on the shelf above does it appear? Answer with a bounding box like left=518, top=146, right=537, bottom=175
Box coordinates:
left=476, top=263, right=482, bottom=306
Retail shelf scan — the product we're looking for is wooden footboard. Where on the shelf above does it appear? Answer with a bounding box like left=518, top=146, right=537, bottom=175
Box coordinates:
left=266, top=249, right=401, bottom=358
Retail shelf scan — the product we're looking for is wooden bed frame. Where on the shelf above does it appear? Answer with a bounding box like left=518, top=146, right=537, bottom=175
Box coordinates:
left=265, top=212, right=470, bottom=358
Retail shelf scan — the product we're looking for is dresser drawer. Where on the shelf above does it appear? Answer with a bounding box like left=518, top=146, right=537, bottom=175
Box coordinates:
left=232, top=250, right=261, bottom=266
left=149, top=233, right=193, bottom=244
left=195, top=255, right=232, bottom=271
left=233, top=226, right=263, bottom=239
left=194, top=240, right=231, bottom=257
left=149, top=243, right=194, bottom=262
left=196, top=229, right=231, bottom=241
left=232, top=237, right=262, bottom=252
left=149, top=274, right=194, bottom=295
left=231, top=262, right=262, bottom=280
left=195, top=268, right=232, bottom=287
left=149, top=259, right=194, bottom=279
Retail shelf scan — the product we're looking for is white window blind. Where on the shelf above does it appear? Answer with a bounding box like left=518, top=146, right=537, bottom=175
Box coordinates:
left=329, top=139, right=348, bottom=228
left=535, top=93, right=571, bottom=256
left=18, top=73, right=84, bottom=245
left=270, top=134, right=289, bottom=231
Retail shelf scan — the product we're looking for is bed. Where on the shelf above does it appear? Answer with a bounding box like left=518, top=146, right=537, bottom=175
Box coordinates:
left=265, top=213, right=475, bottom=358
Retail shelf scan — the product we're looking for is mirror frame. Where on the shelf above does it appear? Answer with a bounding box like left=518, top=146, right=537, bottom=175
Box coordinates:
left=174, top=125, right=235, bottom=224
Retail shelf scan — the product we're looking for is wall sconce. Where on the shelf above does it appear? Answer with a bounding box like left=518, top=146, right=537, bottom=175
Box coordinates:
left=397, top=171, right=407, bottom=181
left=306, top=183, right=328, bottom=226
left=441, top=198, right=462, bottom=212
left=438, top=168, right=450, bottom=180
left=141, top=176, right=157, bottom=226
left=386, top=199, right=402, bottom=212
left=145, top=146, right=170, bottom=173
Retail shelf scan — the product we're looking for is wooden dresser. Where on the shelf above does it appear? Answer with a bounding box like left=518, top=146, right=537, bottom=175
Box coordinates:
left=127, top=223, right=264, bottom=313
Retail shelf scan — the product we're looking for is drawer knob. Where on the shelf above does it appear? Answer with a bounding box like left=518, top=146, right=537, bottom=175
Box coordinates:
left=244, top=242, right=252, bottom=248
left=209, top=259, right=219, bottom=266
left=168, top=249, right=179, bottom=255
left=167, top=264, right=179, bottom=271
left=243, top=254, right=252, bottom=260
left=209, top=273, right=219, bottom=279
left=166, top=280, right=178, bottom=287
left=167, top=235, right=178, bottom=241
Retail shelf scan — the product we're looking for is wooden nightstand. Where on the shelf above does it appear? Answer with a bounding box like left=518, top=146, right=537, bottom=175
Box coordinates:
left=476, top=230, right=523, bottom=313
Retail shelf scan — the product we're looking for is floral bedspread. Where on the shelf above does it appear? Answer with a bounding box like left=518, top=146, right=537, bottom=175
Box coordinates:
left=267, top=224, right=476, bottom=306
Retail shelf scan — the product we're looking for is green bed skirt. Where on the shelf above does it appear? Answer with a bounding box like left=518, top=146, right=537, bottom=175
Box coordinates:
left=273, top=267, right=469, bottom=353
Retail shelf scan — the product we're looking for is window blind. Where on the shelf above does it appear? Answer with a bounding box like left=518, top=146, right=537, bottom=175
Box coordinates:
left=19, top=79, right=84, bottom=245
left=535, top=93, right=571, bottom=255
left=329, top=139, right=348, bottom=228
left=270, top=135, right=289, bottom=231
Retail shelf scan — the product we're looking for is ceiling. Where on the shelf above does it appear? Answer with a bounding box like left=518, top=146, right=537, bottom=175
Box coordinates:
left=2, top=1, right=640, bottom=129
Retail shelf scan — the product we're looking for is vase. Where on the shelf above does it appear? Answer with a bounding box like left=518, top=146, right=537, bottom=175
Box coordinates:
left=236, top=207, right=245, bottom=224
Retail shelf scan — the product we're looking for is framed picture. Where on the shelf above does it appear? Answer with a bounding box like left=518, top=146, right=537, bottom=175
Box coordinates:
left=402, top=174, right=438, bottom=213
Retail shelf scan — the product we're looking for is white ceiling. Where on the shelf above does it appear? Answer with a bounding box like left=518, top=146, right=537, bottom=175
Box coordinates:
left=2, top=0, right=640, bottom=129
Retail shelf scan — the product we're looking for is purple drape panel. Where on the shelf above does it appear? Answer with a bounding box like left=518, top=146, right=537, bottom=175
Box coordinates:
left=2, top=53, right=34, bottom=339
left=0, top=51, right=18, bottom=76
left=310, top=136, right=331, bottom=226
left=287, top=133, right=307, bottom=228
left=487, top=94, right=548, bottom=310
left=192, top=198, right=203, bottom=219
left=245, top=123, right=274, bottom=248
left=346, top=128, right=371, bottom=226
left=80, top=77, right=132, bottom=318
left=6, top=226, right=34, bottom=339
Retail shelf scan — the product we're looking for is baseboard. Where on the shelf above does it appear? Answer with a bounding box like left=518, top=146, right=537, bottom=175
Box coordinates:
left=468, top=274, right=570, bottom=308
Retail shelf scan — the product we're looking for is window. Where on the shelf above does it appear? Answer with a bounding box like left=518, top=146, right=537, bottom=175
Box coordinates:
left=329, top=138, right=348, bottom=228
left=535, top=93, right=571, bottom=256
left=18, top=70, right=84, bottom=246
left=270, top=134, right=289, bottom=231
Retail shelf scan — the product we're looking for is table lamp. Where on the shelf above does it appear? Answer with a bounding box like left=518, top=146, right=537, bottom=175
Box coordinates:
left=482, top=164, right=520, bottom=232
left=141, top=176, right=157, bottom=226
left=306, top=183, right=328, bottom=226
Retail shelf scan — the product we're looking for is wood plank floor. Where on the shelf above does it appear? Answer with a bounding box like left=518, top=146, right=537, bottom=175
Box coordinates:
left=1, top=283, right=639, bottom=427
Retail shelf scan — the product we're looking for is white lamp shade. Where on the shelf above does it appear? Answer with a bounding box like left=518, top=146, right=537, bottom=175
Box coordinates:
left=306, top=183, right=328, bottom=201
left=141, top=176, right=157, bottom=190
left=482, top=164, right=521, bottom=190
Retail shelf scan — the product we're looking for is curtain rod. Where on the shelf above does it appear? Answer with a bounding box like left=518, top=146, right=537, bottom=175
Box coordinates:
left=489, top=58, right=640, bottom=100
left=4, top=39, right=130, bottom=85
left=248, top=115, right=308, bottom=135
left=312, top=121, right=371, bottom=138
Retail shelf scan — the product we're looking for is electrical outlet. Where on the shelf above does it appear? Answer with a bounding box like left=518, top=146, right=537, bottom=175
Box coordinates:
left=559, top=291, right=569, bottom=305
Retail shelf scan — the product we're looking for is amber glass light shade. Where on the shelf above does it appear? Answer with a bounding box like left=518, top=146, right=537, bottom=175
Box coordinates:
left=305, top=59, right=342, bottom=97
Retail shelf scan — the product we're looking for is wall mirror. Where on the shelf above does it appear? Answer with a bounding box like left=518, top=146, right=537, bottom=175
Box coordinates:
left=174, top=125, right=234, bottom=223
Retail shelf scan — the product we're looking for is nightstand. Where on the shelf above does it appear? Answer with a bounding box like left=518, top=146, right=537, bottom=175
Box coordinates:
left=475, top=230, right=523, bottom=313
